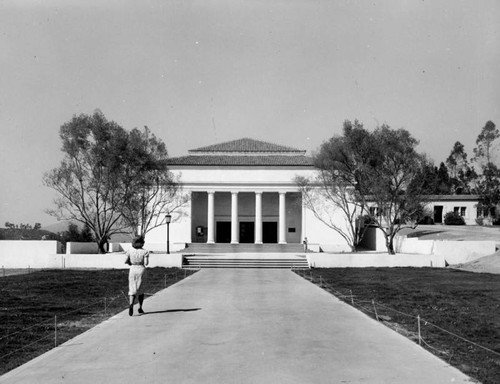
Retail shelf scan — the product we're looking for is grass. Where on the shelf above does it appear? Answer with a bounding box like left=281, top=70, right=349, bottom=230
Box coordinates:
left=0, top=267, right=196, bottom=375
left=295, top=267, right=500, bottom=384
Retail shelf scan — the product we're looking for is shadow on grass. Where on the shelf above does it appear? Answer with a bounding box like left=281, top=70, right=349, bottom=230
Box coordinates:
left=142, top=308, right=201, bottom=315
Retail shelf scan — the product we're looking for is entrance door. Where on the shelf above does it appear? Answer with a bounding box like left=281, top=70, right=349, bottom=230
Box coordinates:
left=239, top=222, right=255, bottom=243
left=262, top=222, right=278, bottom=243
left=434, top=206, right=443, bottom=224
left=216, top=222, right=231, bottom=243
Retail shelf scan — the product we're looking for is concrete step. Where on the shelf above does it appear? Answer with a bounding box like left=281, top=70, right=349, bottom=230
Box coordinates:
left=183, top=256, right=309, bottom=269
left=182, top=243, right=305, bottom=254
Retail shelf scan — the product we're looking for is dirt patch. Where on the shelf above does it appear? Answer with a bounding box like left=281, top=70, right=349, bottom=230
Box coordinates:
left=455, top=251, right=500, bottom=275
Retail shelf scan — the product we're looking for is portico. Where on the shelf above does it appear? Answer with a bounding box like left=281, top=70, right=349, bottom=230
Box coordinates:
left=146, top=138, right=350, bottom=252
left=191, top=190, right=301, bottom=245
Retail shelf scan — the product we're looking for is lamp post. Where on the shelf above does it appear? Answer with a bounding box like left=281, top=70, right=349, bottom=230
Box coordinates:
left=165, top=213, right=172, bottom=254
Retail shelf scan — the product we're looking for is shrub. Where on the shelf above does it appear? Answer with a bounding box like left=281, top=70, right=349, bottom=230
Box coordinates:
left=418, top=216, right=435, bottom=225
left=444, top=212, right=465, bottom=225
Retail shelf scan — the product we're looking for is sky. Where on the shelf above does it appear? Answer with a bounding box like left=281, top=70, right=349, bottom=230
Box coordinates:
left=0, top=0, right=499, bottom=226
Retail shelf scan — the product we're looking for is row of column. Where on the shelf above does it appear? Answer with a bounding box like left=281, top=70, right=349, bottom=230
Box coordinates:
left=206, top=191, right=287, bottom=244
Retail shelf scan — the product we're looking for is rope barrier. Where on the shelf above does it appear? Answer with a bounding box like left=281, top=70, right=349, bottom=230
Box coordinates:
left=295, top=270, right=500, bottom=360
left=0, top=333, right=53, bottom=360
left=1, top=268, right=192, bottom=359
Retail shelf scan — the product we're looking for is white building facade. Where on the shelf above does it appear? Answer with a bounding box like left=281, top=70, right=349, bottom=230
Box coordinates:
left=146, top=138, right=349, bottom=251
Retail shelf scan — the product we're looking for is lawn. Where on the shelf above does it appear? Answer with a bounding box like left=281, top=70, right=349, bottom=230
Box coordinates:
left=0, top=268, right=196, bottom=375
left=295, top=267, right=500, bottom=384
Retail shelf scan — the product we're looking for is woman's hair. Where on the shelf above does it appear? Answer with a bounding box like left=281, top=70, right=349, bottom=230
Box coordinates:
left=132, top=236, right=145, bottom=249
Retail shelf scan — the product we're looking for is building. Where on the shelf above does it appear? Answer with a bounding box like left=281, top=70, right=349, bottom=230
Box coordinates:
left=425, top=195, right=481, bottom=225
left=146, top=138, right=350, bottom=251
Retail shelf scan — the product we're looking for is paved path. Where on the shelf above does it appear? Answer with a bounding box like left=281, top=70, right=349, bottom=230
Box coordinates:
left=1, top=269, right=472, bottom=383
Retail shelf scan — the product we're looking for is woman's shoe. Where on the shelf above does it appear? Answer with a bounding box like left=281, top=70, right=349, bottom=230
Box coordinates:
left=129, top=305, right=133, bottom=316
left=138, top=308, right=144, bottom=314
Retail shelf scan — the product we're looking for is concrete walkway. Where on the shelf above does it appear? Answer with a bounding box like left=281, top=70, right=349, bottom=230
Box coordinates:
left=1, top=269, right=472, bottom=383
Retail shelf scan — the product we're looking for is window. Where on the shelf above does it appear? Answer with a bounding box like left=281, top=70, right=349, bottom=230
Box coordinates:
left=454, top=206, right=466, bottom=217
left=460, top=207, right=466, bottom=217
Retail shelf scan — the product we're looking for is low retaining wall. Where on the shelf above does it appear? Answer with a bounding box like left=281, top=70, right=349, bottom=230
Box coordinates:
left=307, top=253, right=444, bottom=268
left=0, top=241, right=63, bottom=268
left=66, top=242, right=99, bottom=254
left=309, top=239, right=496, bottom=268
left=63, top=253, right=183, bottom=269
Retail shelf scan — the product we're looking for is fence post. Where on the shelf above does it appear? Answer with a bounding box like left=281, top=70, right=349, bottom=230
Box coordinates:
left=350, top=290, right=354, bottom=305
left=417, top=315, right=422, bottom=345
left=54, top=315, right=57, bottom=347
left=372, top=299, right=379, bottom=321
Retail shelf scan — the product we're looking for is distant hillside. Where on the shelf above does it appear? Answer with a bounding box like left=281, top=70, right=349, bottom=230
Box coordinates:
left=0, top=228, right=59, bottom=241
left=42, top=220, right=133, bottom=242
left=41, top=220, right=83, bottom=234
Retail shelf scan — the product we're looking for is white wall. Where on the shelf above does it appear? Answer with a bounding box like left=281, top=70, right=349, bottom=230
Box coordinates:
left=63, top=253, right=183, bottom=269
left=0, top=240, right=63, bottom=268
left=172, top=166, right=314, bottom=187
left=66, top=242, right=99, bottom=254
left=307, top=253, right=445, bottom=268
left=146, top=200, right=192, bottom=246
left=303, top=205, right=351, bottom=250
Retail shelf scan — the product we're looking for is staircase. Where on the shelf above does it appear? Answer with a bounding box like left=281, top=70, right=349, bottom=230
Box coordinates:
left=182, top=254, right=309, bottom=269
left=180, top=243, right=309, bottom=269
left=181, top=243, right=305, bottom=254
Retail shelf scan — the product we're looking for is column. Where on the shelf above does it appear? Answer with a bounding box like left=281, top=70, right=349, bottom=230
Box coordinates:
left=279, top=191, right=287, bottom=244
left=231, top=191, right=239, bottom=244
left=207, top=191, right=215, bottom=244
left=255, top=192, right=263, bottom=244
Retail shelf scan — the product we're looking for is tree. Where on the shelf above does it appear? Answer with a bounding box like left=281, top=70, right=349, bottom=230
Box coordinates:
left=419, top=162, right=452, bottom=195
left=473, top=121, right=499, bottom=166
left=119, top=127, right=189, bottom=237
left=445, top=141, right=475, bottom=194
left=301, top=120, right=429, bottom=254
left=61, top=223, right=95, bottom=243
left=44, top=111, right=179, bottom=253
left=365, top=125, right=431, bottom=254
left=295, top=120, right=372, bottom=252
left=471, top=121, right=500, bottom=220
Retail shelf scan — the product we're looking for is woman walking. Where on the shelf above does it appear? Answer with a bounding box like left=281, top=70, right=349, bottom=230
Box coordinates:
left=125, top=236, right=150, bottom=316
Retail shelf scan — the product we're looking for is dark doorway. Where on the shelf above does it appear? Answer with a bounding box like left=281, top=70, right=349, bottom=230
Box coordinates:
left=216, top=222, right=231, bottom=243
left=239, top=222, right=255, bottom=243
left=263, top=222, right=278, bottom=243
left=434, top=206, right=443, bottom=224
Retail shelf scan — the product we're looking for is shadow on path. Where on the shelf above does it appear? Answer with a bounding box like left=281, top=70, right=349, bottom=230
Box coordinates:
left=141, top=308, right=201, bottom=315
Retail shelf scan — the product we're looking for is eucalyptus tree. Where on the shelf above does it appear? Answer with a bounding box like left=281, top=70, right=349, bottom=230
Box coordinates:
left=446, top=141, right=472, bottom=194
left=44, top=111, right=182, bottom=253
left=367, top=125, right=431, bottom=254
left=295, top=120, right=373, bottom=252
left=472, top=121, right=500, bottom=218
left=119, top=127, right=189, bottom=237
left=300, top=120, right=430, bottom=255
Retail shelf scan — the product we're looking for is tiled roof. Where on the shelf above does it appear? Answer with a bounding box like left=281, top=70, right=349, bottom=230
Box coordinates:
left=426, top=195, right=480, bottom=201
left=189, top=138, right=305, bottom=154
left=167, top=155, right=314, bottom=167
